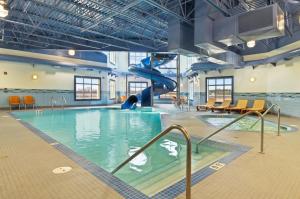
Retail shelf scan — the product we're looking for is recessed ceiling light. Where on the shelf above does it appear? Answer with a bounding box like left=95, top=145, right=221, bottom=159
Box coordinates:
left=247, top=40, right=256, bottom=48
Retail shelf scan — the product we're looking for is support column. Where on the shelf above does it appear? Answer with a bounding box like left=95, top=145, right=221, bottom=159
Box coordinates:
left=150, top=53, right=154, bottom=106
left=125, top=74, right=128, bottom=97
left=176, top=54, right=181, bottom=100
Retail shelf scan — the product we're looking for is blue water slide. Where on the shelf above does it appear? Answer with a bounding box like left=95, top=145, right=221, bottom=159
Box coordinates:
left=121, top=54, right=177, bottom=109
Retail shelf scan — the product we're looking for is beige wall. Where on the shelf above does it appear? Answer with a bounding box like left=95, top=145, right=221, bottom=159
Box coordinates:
left=198, top=57, right=300, bottom=93
left=0, top=61, right=107, bottom=90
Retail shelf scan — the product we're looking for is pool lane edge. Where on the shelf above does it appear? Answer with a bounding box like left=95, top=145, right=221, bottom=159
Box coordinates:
left=9, top=111, right=251, bottom=199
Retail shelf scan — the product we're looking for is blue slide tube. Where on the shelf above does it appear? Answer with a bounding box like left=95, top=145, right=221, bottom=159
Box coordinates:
left=121, top=54, right=177, bottom=109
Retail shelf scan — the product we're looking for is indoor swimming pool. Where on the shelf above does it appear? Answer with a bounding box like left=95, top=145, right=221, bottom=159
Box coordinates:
left=13, top=108, right=247, bottom=198
left=198, top=114, right=296, bottom=132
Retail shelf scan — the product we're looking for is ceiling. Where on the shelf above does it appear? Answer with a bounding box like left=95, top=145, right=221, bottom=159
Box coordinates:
left=0, top=0, right=299, bottom=58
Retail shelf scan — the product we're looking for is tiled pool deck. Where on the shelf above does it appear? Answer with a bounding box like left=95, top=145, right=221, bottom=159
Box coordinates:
left=1, top=105, right=300, bottom=199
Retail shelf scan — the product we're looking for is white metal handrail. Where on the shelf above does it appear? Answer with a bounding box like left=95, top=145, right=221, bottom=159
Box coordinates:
left=111, top=124, right=192, bottom=199
left=196, top=111, right=265, bottom=153
left=62, top=96, right=67, bottom=109
left=250, top=104, right=281, bottom=136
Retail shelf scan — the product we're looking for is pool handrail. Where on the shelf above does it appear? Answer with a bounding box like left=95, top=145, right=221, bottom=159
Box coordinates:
left=195, top=111, right=265, bottom=153
left=50, top=96, right=56, bottom=109
left=111, top=124, right=192, bottom=199
left=62, top=96, right=67, bottom=109
left=250, top=104, right=281, bottom=136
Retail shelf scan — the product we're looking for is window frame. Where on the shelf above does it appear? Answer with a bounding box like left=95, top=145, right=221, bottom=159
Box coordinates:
left=109, top=51, right=116, bottom=65
left=205, top=76, right=234, bottom=103
left=158, top=55, right=177, bottom=69
left=128, top=81, right=148, bottom=96
left=109, top=79, right=116, bottom=100
left=128, top=52, right=148, bottom=65
left=74, top=76, right=101, bottom=101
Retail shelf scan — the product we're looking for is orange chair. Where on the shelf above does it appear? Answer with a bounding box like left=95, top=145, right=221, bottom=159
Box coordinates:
left=196, top=98, right=216, bottom=111
left=242, top=99, right=265, bottom=113
left=120, top=96, right=127, bottom=103
left=226, top=99, right=248, bottom=114
left=23, top=96, right=36, bottom=109
left=211, top=99, right=232, bottom=112
left=8, top=96, right=21, bottom=111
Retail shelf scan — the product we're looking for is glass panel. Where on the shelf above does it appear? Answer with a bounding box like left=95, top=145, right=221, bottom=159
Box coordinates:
left=216, top=79, right=224, bottom=85
left=224, top=78, right=232, bottom=85
left=84, top=78, right=92, bottom=84
left=216, top=86, right=224, bottom=95
left=76, top=78, right=83, bottom=84
left=92, top=79, right=99, bottom=84
left=91, top=85, right=99, bottom=99
left=109, top=80, right=116, bottom=99
left=208, top=79, right=215, bottom=85
left=76, top=84, right=84, bottom=99
left=208, top=85, right=215, bottom=90
left=84, top=85, right=92, bottom=98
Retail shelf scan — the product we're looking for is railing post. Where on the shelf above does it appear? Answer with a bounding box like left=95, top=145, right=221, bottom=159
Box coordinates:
left=260, top=117, right=264, bottom=153
left=186, top=135, right=191, bottom=199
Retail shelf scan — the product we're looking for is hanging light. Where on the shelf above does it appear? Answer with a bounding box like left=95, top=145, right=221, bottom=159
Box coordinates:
left=0, top=1, right=8, bottom=18
left=247, top=40, right=256, bottom=48
left=68, top=49, right=75, bottom=56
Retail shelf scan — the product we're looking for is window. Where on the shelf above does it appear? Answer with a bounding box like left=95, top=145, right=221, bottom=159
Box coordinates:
left=75, top=76, right=101, bottom=100
left=129, top=52, right=147, bottom=65
left=109, top=80, right=116, bottom=99
left=206, top=76, right=233, bottom=103
left=159, top=55, right=177, bottom=69
left=109, top=51, right=116, bottom=65
left=186, top=56, right=198, bottom=70
left=188, top=80, right=194, bottom=100
left=128, top=82, right=148, bottom=96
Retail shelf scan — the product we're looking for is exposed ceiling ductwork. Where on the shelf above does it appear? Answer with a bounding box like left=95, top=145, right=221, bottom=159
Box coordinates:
left=169, top=0, right=300, bottom=72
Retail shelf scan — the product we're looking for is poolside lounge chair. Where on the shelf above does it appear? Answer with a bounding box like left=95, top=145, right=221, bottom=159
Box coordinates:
left=8, top=96, right=21, bottom=111
left=242, top=99, right=265, bottom=113
left=226, top=99, right=248, bottom=113
left=196, top=98, right=216, bottom=111
left=211, top=99, right=231, bottom=112
left=23, top=96, right=36, bottom=109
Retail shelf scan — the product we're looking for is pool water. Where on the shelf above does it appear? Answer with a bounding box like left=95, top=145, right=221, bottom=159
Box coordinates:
left=199, top=115, right=295, bottom=132
left=13, top=108, right=229, bottom=196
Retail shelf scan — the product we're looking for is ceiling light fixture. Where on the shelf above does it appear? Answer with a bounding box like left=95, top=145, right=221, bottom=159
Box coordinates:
left=247, top=40, right=256, bottom=48
left=68, top=49, right=75, bottom=56
left=32, top=74, right=38, bottom=80
left=249, top=77, right=256, bottom=82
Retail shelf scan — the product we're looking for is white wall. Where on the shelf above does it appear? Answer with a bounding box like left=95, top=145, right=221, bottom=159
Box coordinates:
left=0, top=61, right=107, bottom=90
left=198, top=57, right=300, bottom=93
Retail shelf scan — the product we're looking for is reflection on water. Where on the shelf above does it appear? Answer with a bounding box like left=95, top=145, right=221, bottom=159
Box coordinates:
left=160, top=139, right=180, bottom=157
left=14, top=108, right=162, bottom=172
left=75, top=111, right=101, bottom=141
left=128, top=147, right=148, bottom=172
